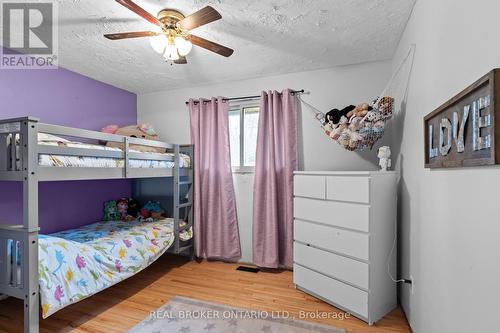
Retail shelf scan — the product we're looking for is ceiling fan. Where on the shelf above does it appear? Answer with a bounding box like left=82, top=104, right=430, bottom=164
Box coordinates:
left=104, top=0, right=234, bottom=64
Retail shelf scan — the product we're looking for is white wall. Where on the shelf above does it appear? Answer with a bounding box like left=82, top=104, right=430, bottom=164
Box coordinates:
left=392, top=1, right=500, bottom=332
left=138, top=61, right=391, bottom=263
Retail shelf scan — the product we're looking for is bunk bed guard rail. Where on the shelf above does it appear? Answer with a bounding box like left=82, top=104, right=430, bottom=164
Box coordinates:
left=0, top=226, right=37, bottom=299
left=0, top=117, right=185, bottom=179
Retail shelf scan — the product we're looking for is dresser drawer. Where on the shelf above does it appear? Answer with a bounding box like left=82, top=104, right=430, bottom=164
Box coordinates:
left=294, top=220, right=369, bottom=261
left=294, top=197, right=369, bottom=232
left=294, top=264, right=368, bottom=317
left=294, top=175, right=325, bottom=199
left=326, top=176, right=370, bottom=204
left=294, top=242, right=369, bottom=289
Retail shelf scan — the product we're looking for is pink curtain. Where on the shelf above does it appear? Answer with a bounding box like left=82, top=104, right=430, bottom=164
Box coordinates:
left=252, top=89, right=298, bottom=268
left=189, top=97, right=241, bottom=261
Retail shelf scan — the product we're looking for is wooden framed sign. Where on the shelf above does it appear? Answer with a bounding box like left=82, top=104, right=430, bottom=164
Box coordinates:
left=424, top=69, right=500, bottom=168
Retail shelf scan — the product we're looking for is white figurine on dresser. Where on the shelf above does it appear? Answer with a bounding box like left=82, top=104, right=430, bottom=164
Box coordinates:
left=293, top=171, right=397, bottom=325
left=377, top=146, right=392, bottom=171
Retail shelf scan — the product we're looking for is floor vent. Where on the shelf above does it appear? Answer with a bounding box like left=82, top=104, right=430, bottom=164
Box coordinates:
left=236, top=266, right=260, bottom=273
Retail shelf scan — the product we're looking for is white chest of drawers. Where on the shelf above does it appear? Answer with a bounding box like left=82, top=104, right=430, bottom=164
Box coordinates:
left=293, top=171, right=397, bottom=325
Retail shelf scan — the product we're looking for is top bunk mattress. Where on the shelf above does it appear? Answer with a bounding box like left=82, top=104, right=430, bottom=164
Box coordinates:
left=28, top=134, right=190, bottom=168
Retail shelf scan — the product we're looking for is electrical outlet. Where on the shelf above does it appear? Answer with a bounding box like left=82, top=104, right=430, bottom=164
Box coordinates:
left=410, top=275, right=415, bottom=295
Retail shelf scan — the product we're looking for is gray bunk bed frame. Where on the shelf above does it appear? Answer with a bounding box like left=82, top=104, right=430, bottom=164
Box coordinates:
left=0, top=116, right=194, bottom=333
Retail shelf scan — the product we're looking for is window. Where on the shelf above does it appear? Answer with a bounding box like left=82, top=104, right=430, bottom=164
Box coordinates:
left=229, top=104, right=260, bottom=171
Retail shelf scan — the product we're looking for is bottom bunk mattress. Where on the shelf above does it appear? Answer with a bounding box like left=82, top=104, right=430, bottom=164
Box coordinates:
left=38, top=218, right=189, bottom=318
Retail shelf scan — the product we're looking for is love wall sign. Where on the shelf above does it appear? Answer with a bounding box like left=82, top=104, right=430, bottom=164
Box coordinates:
left=424, top=69, right=500, bottom=168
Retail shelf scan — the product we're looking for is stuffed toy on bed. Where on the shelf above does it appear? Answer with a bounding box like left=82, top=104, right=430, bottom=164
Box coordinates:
left=139, top=201, right=165, bottom=222
left=127, top=198, right=140, bottom=220
left=104, top=198, right=143, bottom=222
left=103, top=200, right=119, bottom=221
left=116, top=198, right=129, bottom=221
left=101, top=124, right=165, bottom=153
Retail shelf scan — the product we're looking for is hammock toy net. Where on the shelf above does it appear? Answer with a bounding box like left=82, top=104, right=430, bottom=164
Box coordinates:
left=300, top=45, right=415, bottom=151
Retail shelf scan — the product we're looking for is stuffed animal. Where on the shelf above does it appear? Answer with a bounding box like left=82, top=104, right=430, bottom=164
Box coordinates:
left=377, top=96, right=394, bottom=116
left=337, top=129, right=350, bottom=148
left=364, top=110, right=383, bottom=122
left=324, top=115, right=348, bottom=140
left=116, top=198, right=129, bottom=221
left=328, top=124, right=344, bottom=140
left=127, top=199, right=140, bottom=220
left=347, top=103, right=373, bottom=119
left=103, top=200, right=119, bottom=221
left=102, top=124, right=165, bottom=153
left=373, top=120, right=386, bottom=133
left=348, top=130, right=363, bottom=150
left=324, top=105, right=355, bottom=126
left=139, top=201, right=164, bottom=221
left=348, top=117, right=363, bottom=131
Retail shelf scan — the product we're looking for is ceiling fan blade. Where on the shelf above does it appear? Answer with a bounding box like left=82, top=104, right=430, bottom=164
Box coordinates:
left=174, top=56, right=188, bottom=64
left=115, top=0, right=161, bottom=26
left=104, top=31, right=158, bottom=40
left=177, top=6, right=222, bottom=31
left=188, top=34, right=233, bottom=57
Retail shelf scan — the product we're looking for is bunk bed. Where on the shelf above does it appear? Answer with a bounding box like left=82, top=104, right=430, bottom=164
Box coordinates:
left=0, top=116, right=194, bottom=333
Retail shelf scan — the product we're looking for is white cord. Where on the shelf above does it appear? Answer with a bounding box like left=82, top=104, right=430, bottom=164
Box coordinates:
left=376, top=44, right=416, bottom=106
left=297, top=95, right=325, bottom=118
left=387, top=223, right=405, bottom=283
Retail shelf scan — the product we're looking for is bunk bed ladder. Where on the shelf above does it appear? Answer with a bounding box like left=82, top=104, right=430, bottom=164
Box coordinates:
left=173, top=144, right=195, bottom=259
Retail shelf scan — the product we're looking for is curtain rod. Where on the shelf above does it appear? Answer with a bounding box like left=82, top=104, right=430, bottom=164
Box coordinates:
left=185, top=89, right=305, bottom=105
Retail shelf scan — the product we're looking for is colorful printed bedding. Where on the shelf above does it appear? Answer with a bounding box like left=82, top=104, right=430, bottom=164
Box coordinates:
left=38, top=218, right=189, bottom=318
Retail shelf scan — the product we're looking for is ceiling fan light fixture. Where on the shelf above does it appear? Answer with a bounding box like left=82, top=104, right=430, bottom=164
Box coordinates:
left=150, top=34, right=168, bottom=54
left=174, top=36, right=193, bottom=56
left=164, top=43, right=180, bottom=61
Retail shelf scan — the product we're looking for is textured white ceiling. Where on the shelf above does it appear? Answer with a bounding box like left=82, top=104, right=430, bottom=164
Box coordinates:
left=54, top=0, right=414, bottom=93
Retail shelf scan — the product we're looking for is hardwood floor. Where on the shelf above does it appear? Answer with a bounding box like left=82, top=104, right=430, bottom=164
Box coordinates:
left=0, top=255, right=410, bottom=333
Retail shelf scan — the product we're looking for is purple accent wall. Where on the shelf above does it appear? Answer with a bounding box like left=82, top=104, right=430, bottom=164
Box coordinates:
left=0, top=58, right=137, bottom=234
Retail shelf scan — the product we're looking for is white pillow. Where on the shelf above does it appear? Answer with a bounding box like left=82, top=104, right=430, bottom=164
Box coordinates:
left=38, top=133, right=70, bottom=142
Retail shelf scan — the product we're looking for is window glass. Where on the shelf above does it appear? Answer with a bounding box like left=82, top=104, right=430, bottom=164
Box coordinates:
left=228, top=105, right=260, bottom=170
left=243, top=107, right=259, bottom=167
left=228, top=109, right=241, bottom=167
